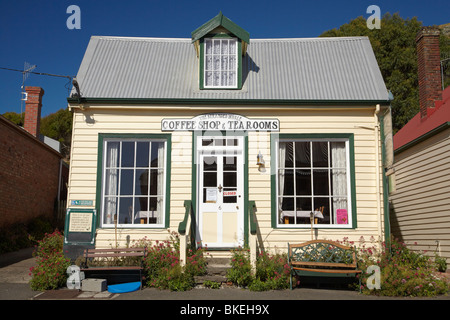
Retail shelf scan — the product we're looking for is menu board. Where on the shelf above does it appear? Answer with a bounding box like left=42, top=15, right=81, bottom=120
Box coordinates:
left=64, top=208, right=96, bottom=244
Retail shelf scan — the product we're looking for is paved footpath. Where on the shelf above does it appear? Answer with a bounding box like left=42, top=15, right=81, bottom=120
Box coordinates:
left=1, top=247, right=450, bottom=305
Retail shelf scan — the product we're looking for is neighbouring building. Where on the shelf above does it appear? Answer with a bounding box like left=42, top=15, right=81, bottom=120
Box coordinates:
left=0, top=86, right=68, bottom=229
left=391, top=26, right=450, bottom=269
left=65, top=13, right=393, bottom=263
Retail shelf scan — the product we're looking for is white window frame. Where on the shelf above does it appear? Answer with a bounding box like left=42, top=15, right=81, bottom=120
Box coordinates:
left=100, top=138, right=168, bottom=229
left=274, top=138, right=353, bottom=228
left=203, top=37, right=238, bottom=89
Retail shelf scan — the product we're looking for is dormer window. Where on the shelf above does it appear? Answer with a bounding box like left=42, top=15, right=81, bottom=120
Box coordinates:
left=204, top=37, right=238, bottom=88
left=192, top=12, right=249, bottom=91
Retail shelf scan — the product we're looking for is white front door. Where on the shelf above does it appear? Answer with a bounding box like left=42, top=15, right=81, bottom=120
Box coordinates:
left=197, top=136, right=244, bottom=248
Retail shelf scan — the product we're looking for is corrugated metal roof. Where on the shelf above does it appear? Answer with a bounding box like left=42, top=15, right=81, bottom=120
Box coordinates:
left=73, top=35, right=389, bottom=102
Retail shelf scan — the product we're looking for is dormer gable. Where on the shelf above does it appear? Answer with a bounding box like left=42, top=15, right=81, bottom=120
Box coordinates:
left=191, top=12, right=249, bottom=90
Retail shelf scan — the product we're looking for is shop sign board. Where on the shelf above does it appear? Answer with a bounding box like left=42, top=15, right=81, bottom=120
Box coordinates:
left=161, top=113, right=279, bottom=132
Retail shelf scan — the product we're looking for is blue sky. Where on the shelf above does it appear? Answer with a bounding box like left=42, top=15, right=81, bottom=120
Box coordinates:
left=1, top=0, right=449, bottom=117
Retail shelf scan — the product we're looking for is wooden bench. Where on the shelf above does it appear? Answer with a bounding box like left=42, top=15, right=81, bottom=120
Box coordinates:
left=288, top=240, right=361, bottom=291
left=80, top=247, right=147, bottom=288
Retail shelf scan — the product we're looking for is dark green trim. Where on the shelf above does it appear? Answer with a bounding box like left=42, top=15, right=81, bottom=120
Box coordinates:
left=199, top=37, right=243, bottom=90
left=394, top=121, right=450, bottom=155
left=192, top=131, right=249, bottom=248
left=68, top=97, right=391, bottom=107
left=96, top=133, right=172, bottom=229
left=191, top=12, right=250, bottom=44
left=270, top=133, right=357, bottom=229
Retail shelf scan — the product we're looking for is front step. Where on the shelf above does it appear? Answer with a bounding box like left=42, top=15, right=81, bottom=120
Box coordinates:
left=195, top=253, right=232, bottom=286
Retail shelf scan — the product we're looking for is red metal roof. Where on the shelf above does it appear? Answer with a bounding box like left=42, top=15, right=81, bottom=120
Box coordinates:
left=393, top=86, right=450, bottom=151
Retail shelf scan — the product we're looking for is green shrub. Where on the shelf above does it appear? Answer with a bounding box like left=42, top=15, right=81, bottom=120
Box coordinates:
left=226, top=248, right=290, bottom=291
left=354, top=237, right=450, bottom=297
left=29, top=230, right=71, bottom=291
left=143, top=231, right=207, bottom=291
left=226, top=248, right=253, bottom=287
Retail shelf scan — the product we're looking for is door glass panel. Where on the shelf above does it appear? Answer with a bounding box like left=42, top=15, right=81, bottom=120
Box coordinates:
left=203, top=156, right=217, bottom=171
left=223, top=188, right=237, bottom=203
left=203, top=156, right=217, bottom=203
left=223, top=156, right=237, bottom=171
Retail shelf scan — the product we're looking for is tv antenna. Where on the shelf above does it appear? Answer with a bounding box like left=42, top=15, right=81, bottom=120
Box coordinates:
left=20, top=62, right=37, bottom=114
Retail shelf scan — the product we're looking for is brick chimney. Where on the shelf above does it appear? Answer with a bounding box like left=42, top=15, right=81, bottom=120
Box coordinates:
left=416, top=26, right=442, bottom=119
left=24, top=86, right=44, bottom=137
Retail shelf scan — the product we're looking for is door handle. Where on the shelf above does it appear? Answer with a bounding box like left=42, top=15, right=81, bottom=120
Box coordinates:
left=218, top=184, right=223, bottom=192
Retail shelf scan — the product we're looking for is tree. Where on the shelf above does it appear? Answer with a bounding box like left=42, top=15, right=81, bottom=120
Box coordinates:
left=2, top=111, right=24, bottom=126
left=320, top=13, right=424, bottom=133
left=40, top=108, right=73, bottom=159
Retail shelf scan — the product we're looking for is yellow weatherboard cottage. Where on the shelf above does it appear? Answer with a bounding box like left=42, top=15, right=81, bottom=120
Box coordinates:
left=65, top=13, right=393, bottom=266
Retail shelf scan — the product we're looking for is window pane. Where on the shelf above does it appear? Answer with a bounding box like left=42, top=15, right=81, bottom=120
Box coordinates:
left=135, top=197, right=148, bottom=213
left=229, top=55, right=236, bottom=70
left=135, top=169, right=148, bottom=196
left=205, top=71, right=213, bottom=86
left=203, top=172, right=217, bottom=187
left=213, top=55, right=220, bottom=71
left=136, top=142, right=149, bottom=167
left=295, top=142, right=310, bottom=167
left=221, top=56, right=228, bottom=70
left=213, top=72, right=220, bottom=86
left=331, top=169, right=347, bottom=196
left=295, top=169, right=311, bottom=195
left=103, top=197, right=117, bottom=224
left=106, top=142, right=120, bottom=167
left=282, top=169, right=294, bottom=195
left=151, top=142, right=164, bottom=168
left=149, top=169, right=159, bottom=195
left=313, top=169, right=329, bottom=195
left=121, top=141, right=135, bottom=167
left=118, top=197, right=133, bottom=224
left=229, top=39, right=236, bottom=53
left=204, top=156, right=217, bottom=171
left=221, top=71, right=228, bottom=86
left=296, top=197, right=312, bottom=211
left=312, top=142, right=328, bottom=167
left=223, top=156, right=237, bottom=171
left=331, top=142, right=346, bottom=168
left=120, top=169, right=134, bottom=195
left=221, top=40, right=228, bottom=54
left=213, top=39, right=220, bottom=54
left=223, top=172, right=236, bottom=187
left=280, top=142, right=293, bottom=168
left=104, top=169, right=119, bottom=195
left=202, top=139, right=213, bottom=146
left=314, top=197, right=329, bottom=224
left=229, top=71, right=236, bottom=86
left=281, top=197, right=294, bottom=211
left=205, top=55, right=212, bottom=71
left=205, top=39, right=212, bottom=54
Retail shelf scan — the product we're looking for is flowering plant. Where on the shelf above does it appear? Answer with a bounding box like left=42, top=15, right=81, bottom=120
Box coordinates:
left=143, top=231, right=207, bottom=291
left=351, top=236, right=449, bottom=297
left=29, top=230, right=71, bottom=291
left=226, top=247, right=290, bottom=291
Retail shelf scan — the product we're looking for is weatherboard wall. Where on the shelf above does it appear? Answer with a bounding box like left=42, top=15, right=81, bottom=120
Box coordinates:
left=67, top=104, right=385, bottom=251
left=390, top=127, right=450, bottom=265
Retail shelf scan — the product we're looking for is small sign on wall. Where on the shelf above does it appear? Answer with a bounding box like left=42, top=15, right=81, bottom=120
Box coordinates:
left=336, top=209, right=348, bottom=224
left=64, top=208, right=96, bottom=245
left=70, top=200, right=93, bottom=206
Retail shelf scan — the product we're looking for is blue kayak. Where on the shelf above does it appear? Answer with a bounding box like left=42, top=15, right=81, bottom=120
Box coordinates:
left=107, top=281, right=141, bottom=293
